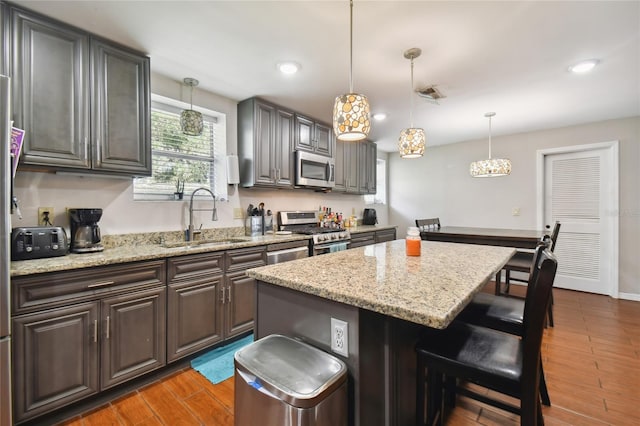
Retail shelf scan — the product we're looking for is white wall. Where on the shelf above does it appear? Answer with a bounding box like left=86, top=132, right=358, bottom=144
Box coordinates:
left=388, top=116, right=640, bottom=296
left=11, top=72, right=385, bottom=236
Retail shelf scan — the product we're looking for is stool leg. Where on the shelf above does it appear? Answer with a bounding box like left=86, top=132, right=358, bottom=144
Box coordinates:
left=426, top=369, right=444, bottom=426
left=540, top=359, right=551, bottom=406
left=547, top=290, right=554, bottom=327
left=495, top=271, right=502, bottom=295
left=416, top=355, right=426, bottom=426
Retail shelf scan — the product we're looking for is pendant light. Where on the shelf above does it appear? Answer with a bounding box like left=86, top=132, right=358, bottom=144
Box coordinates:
left=398, top=48, right=426, bottom=159
left=469, top=112, right=512, bottom=177
left=333, top=0, right=370, bottom=141
left=181, top=77, right=203, bottom=136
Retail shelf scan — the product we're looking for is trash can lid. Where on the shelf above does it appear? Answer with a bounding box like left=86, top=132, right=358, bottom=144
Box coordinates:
left=234, top=334, right=347, bottom=408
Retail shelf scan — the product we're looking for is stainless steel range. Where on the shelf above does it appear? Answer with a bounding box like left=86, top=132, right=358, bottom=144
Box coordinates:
left=277, top=211, right=350, bottom=255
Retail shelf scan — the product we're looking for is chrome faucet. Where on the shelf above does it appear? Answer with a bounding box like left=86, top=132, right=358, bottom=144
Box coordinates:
left=188, top=187, right=217, bottom=241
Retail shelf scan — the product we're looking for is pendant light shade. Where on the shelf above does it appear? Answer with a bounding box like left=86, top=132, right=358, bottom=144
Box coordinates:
left=181, top=77, right=203, bottom=136
left=333, top=0, right=370, bottom=141
left=398, top=48, right=426, bottom=158
left=469, top=112, right=512, bottom=177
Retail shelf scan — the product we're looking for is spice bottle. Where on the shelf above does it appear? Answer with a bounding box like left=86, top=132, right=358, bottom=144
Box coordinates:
left=406, top=227, right=421, bottom=256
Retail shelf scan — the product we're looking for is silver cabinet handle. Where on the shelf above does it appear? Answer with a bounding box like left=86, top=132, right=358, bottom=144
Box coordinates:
left=94, top=319, right=98, bottom=343
left=88, top=281, right=115, bottom=288
left=106, top=316, right=110, bottom=339
left=221, top=286, right=226, bottom=304
left=227, top=285, right=231, bottom=303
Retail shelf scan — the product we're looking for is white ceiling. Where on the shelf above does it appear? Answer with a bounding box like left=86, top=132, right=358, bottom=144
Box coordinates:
left=11, top=1, right=640, bottom=153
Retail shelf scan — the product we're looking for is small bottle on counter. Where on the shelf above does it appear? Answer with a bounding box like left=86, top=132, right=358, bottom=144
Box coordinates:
left=406, top=227, right=421, bottom=256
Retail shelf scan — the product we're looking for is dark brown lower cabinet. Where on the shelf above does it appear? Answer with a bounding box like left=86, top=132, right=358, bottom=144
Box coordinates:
left=12, top=302, right=100, bottom=422
left=167, top=246, right=265, bottom=362
left=100, top=287, right=166, bottom=389
left=11, top=260, right=166, bottom=423
left=350, top=229, right=397, bottom=249
left=350, top=231, right=376, bottom=248
left=375, top=228, right=397, bottom=243
left=225, top=246, right=266, bottom=339
left=167, top=252, right=225, bottom=363
left=226, top=270, right=257, bottom=338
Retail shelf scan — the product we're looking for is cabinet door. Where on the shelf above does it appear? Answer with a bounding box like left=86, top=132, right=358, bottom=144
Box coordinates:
left=345, top=141, right=360, bottom=193
left=225, top=271, right=256, bottom=338
left=12, top=302, right=99, bottom=423
left=275, top=108, right=294, bottom=187
left=12, top=8, right=90, bottom=169
left=294, top=114, right=315, bottom=152
left=100, top=287, right=166, bottom=390
left=334, top=139, right=347, bottom=192
left=91, top=39, right=151, bottom=175
left=314, top=121, right=334, bottom=157
left=254, top=101, right=276, bottom=185
left=167, top=276, right=224, bottom=362
left=359, top=141, right=377, bottom=194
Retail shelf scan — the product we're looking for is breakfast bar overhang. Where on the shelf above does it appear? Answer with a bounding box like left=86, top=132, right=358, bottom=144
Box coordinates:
left=247, top=240, right=516, bottom=426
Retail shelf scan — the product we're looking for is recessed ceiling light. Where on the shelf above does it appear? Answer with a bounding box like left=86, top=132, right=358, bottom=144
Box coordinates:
left=568, top=59, right=600, bottom=74
left=372, top=113, right=387, bottom=121
left=277, top=62, right=300, bottom=75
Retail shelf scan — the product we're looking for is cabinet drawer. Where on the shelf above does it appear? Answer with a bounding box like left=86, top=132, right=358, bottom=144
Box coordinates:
left=350, top=232, right=376, bottom=248
left=227, top=246, right=266, bottom=272
left=167, top=252, right=224, bottom=282
left=12, top=260, right=166, bottom=315
left=375, top=229, right=397, bottom=243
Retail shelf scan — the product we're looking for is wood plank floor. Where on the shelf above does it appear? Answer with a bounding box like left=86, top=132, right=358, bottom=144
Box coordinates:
left=55, top=287, right=639, bottom=425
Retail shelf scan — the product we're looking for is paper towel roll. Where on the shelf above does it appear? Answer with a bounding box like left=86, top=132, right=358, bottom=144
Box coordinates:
left=226, top=155, right=240, bottom=184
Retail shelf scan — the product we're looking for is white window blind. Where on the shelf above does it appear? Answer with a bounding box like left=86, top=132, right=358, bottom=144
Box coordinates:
left=134, top=97, right=226, bottom=200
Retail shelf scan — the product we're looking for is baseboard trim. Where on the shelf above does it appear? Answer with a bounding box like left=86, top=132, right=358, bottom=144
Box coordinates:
left=618, top=292, right=640, bottom=301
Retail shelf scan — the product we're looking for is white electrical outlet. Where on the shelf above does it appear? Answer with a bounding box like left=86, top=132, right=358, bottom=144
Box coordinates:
left=331, top=318, right=349, bottom=357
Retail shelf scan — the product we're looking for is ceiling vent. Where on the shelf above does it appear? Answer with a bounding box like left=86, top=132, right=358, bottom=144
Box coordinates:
left=416, top=85, right=445, bottom=104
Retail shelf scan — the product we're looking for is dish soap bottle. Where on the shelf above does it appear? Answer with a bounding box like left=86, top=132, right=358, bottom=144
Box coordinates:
left=406, top=227, right=421, bottom=256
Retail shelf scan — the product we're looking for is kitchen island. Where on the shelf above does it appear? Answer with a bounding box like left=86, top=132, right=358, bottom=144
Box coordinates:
left=247, top=239, right=515, bottom=426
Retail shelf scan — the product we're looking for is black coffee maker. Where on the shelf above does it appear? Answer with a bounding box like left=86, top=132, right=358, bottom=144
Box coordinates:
left=68, top=208, right=104, bottom=253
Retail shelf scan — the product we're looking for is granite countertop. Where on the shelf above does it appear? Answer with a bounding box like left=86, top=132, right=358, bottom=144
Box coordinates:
left=10, top=233, right=311, bottom=277
left=247, top=239, right=515, bottom=329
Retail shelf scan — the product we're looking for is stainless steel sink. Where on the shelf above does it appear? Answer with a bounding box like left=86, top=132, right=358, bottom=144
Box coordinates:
left=161, top=238, right=248, bottom=249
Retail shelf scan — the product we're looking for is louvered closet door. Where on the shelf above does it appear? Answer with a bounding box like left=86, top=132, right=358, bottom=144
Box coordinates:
left=544, top=148, right=614, bottom=294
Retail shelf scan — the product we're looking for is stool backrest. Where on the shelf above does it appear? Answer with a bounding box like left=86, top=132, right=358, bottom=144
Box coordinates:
left=415, top=218, right=440, bottom=231
left=549, top=222, right=561, bottom=252
left=521, top=249, right=558, bottom=398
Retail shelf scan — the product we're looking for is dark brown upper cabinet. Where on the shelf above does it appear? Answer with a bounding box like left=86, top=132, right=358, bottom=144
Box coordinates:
left=10, top=5, right=151, bottom=176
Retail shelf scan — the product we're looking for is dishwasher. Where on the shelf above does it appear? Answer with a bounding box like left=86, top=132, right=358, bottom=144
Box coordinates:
left=266, top=241, right=310, bottom=264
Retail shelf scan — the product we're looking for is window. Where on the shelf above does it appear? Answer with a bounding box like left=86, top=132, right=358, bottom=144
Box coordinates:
left=134, top=95, right=227, bottom=200
left=364, top=158, right=386, bottom=205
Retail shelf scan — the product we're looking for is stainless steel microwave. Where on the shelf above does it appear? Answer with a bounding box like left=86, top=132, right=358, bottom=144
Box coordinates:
left=295, top=151, right=335, bottom=189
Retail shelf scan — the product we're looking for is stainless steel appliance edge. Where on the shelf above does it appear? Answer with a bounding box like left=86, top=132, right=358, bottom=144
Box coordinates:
left=1, top=74, right=13, bottom=426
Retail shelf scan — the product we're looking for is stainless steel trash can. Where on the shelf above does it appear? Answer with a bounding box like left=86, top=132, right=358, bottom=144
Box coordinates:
left=234, top=334, right=347, bottom=426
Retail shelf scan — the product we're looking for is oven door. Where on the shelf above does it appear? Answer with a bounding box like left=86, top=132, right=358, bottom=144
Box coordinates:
left=295, top=151, right=335, bottom=188
left=313, top=241, right=350, bottom=255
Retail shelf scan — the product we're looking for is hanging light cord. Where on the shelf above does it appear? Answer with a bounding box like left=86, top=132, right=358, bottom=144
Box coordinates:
left=189, top=83, right=194, bottom=110
left=409, top=56, right=415, bottom=128
left=488, top=114, right=492, bottom=158
left=349, top=0, right=354, bottom=93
